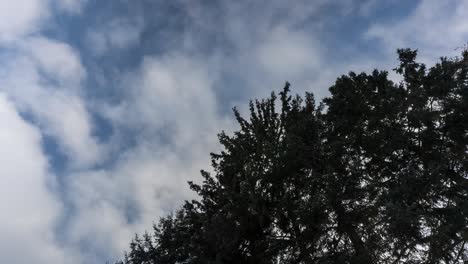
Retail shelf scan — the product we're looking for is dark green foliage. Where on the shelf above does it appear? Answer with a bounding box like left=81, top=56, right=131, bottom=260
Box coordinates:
left=116, top=50, right=467, bottom=264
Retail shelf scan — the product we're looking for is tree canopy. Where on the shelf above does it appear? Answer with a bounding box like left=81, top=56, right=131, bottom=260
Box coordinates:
left=116, top=49, right=467, bottom=264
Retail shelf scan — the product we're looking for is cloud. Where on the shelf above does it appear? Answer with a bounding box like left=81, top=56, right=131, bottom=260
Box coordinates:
left=0, top=0, right=48, bottom=43
left=0, top=37, right=103, bottom=169
left=0, top=0, right=97, bottom=262
left=62, top=52, right=229, bottom=261
left=256, top=27, right=321, bottom=80
left=86, top=18, right=143, bottom=56
left=0, top=0, right=88, bottom=44
left=125, top=54, right=220, bottom=137
left=0, top=93, right=71, bottom=263
left=65, top=145, right=213, bottom=262
left=366, top=0, right=468, bottom=63
left=23, top=37, right=86, bottom=88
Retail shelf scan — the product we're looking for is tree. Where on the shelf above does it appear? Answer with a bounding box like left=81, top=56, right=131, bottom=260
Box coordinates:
left=116, top=49, right=467, bottom=264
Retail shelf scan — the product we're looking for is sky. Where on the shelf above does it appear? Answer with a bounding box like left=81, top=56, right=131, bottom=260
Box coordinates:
left=0, top=0, right=467, bottom=263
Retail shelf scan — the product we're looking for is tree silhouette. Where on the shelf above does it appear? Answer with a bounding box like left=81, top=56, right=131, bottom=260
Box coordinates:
left=116, top=49, right=467, bottom=264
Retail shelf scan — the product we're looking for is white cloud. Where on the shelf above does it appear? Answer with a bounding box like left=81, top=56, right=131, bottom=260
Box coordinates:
left=0, top=0, right=87, bottom=43
left=366, top=0, right=468, bottom=63
left=0, top=0, right=99, bottom=169
left=0, top=0, right=48, bottom=43
left=0, top=93, right=72, bottom=264
left=106, top=53, right=224, bottom=148
left=0, top=0, right=98, bottom=262
left=65, top=147, right=209, bottom=261
left=0, top=38, right=103, bottom=169
left=22, top=37, right=86, bottom=88
left=63, top=135, right=220, bottom=263
left=256, top=27, right=321, bottom=79
left=60, top=52, right=231, bottom=261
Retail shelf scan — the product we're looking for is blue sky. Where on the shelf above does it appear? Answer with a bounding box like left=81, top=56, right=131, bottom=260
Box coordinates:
left=0, top=0, right=467, bottom=263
